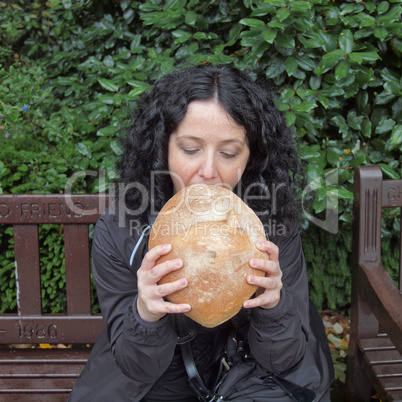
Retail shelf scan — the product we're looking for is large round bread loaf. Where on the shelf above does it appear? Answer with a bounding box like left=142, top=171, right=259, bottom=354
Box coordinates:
left=148, top=184, right=268, bottom=328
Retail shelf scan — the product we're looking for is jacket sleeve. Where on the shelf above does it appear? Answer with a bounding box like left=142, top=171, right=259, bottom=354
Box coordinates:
left=247, top=229, right=309, bottom=374
left=91, top=215, right=178, bottom=383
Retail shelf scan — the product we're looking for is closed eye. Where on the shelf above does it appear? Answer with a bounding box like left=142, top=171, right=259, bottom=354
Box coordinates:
left=182, top=148, right=199, bottom=155
left=221, top=152, right=237, bottom=158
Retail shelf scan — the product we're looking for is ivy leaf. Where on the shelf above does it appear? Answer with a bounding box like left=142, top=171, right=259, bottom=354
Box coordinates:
left=289, top=1, right=312, bottom=12
left=277, top=7, right=290, bottom=21
left=98, top=79, right=119, bottom=92
left=76, top=142, right=91, bottom=158
left=266, top=58, right=286, bottom=78
left=185, top=11, right=197, bottom=26
left=97, top=126, right=118, bottom=136
left=375, top=118, right=396, bottom=134
left=275, top=32, right=295, bottom=48
left=172, top=29, right=192, bottom=43
left=380, top=163, right=400, bottom=179
left=339, top=30, right=354, bottom=54
left=335, top=60, right=350, bottom=81
left=374, top=26, right=388, bottom=41
left=292, top=101, right=316, bottom=112
left=285, top=57, right=298, bottom=76
left=318, top=94, right=330, bottom=109
left=362, top=119, right=372, bottom=138
left=387, top=125, right=402, bottom=150
left=239, top=18, right=266, bottom=27
left=330, top=186, right=354, bottom=200
left=62, top=0, right=71, bottom=9
left=262, top=29, right=277, bottom=43
left=110, top=140, right=123, bottom=155
left=349, top=51, right=381, bottom=63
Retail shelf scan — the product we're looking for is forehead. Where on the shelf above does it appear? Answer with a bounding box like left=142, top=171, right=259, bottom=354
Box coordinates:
left=174, top=99, right=245, bottom=138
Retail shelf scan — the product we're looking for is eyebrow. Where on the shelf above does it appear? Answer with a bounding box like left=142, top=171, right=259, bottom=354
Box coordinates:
left=175, top=135, right=246, bottom=146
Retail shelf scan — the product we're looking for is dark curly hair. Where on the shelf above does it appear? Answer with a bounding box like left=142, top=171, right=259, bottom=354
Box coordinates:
left=117, top=63, right=304, bottom=238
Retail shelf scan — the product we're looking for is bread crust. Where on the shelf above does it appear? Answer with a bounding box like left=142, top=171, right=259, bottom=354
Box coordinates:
left=148, top=184, right=268, bottom=327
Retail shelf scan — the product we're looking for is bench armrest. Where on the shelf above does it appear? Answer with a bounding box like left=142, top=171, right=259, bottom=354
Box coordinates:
left=358, top=261, right=402, bottom=354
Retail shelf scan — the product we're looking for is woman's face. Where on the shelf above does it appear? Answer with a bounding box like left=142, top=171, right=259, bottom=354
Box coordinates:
left=168, top=99, right=250, bottom=194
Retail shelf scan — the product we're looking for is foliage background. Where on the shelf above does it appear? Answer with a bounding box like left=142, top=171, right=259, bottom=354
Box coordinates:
left=0, top=0, right=401, bottom=314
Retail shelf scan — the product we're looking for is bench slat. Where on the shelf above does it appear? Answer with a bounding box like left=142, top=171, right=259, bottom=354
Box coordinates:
left=373, top=363, right=402, bottom=377
left=360, top=337, right=395, bottom=350
left=64, top=224, right=91, bottom=314
left=364, top=350, right=402, bottom=365
left=13, top=225, right=41, bottom=315
left=0, top=379, right=78, bottom=391
left=0, top=349, right=90, bottom=398
left=0, top=393, right=70, bottom=401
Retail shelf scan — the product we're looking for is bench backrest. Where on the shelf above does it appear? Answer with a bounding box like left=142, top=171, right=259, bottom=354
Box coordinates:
left=354, top=165, right=402, bottom=290
left=0, top=194, right=109, bottom=345
left=352, top=165, right=402, bottom=355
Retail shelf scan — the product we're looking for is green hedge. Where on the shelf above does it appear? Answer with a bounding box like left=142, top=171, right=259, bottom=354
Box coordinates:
left=0, top=0, right=401, bottom=312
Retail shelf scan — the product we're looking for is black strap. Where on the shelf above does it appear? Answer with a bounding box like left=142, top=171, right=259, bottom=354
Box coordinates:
left=270, top=376, right=316, bottom=402
left=175, top=314, right=217, bottom=402
left=176, top=313, right=316, bottom=402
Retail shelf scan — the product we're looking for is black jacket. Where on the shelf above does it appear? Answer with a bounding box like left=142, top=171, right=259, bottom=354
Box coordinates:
left=68, top=208, right=334, bottom=401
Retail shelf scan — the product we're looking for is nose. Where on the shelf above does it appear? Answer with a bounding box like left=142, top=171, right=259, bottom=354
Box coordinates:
left=198, top=152, right=218, bottom=180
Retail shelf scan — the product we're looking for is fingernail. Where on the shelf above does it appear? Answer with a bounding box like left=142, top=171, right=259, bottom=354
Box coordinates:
left=248, top=275, right=255, bottom=284
left=183, top=305, right=191, bottom=312
left=257, top=242, right=264, bottom=247
left=250, top=259, right=258, bottom=267
left=175, top=259, right=182, bottom=267
left=179, top=278, right=187, bottom=287
left=164, top=244, right=171, bottom=250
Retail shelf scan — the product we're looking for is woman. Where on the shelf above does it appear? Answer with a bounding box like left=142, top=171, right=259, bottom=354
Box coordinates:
left=69, top=64, right=333, bottom=401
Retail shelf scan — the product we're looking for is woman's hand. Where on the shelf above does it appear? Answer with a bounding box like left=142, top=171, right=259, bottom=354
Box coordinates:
left=136, top=244, right=191, bottom=322
left=244, top=241, right=283, bottom=310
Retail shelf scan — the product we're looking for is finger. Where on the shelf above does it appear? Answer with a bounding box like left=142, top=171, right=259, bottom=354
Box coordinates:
left=142, top=244, right=172, bottom=270
left=249, top=258, right=280, bottom=276
left=256, top=241, right=279, bottom=261
left=243, top=292, right=280, bottom=309
left=247, top=274, right=279, bottom=290
left=148, top=258, right=183, bottom=283
left=154, top=277, right=188, bottom=299
left=140, top=299, right=191, bottom=320
left=163, top=302, right=192, bottom=315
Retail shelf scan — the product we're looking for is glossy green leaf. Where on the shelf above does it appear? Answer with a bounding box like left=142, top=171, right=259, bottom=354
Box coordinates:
left=388, top=125, right=402, bottom=149
left=292, top=101, right=316, bottom=112
left=266, top=58, right=286, bottom=78
left=98, top=79, right=119, bottom=92
left=333, top=186, right=353, bottom=200
left=285, top=57, right=298, bottom=76
left=172, top=29, right=192, bottom=43
left=275, top=32, right=295, bottom=48
left=375, top=118, right=396, bottom=134
left=378, top=1, right=390, bottom=14
left=97, top=126, right=118, bottom=136
left=380, top=163, right=400, bottom=179
left=262, top=29, right=277, bottom=43
left=349, top=51, right=381, bottom=63
left=339, top=30, right=354, bottom=54
left=239, top=18, right=266, bottom=27
left=277, top=7, right=290, bottom=21
left=335, top=60, right=350, bottom=81
left=289, top=1, right=312, bottom=12
left=374, top=26, right=388, bottom=41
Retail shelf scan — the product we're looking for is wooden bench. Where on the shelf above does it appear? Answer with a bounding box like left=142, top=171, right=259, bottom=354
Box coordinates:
left=346, top=165, right=402, bottom=401
left=0, top=194, right=108, bottom=401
